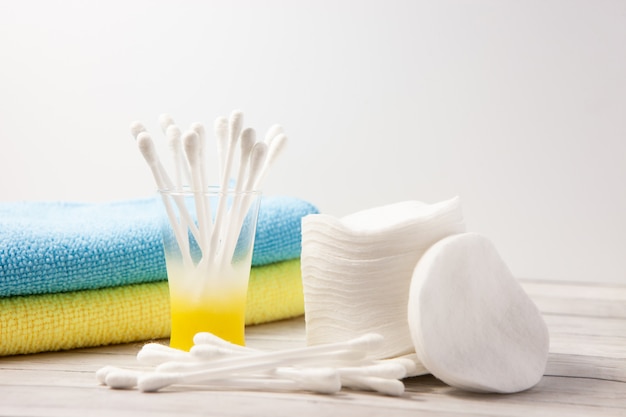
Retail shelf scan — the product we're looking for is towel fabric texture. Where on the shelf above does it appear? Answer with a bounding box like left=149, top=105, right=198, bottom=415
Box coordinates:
left=0, top=196, right=317, bottom=297
left=0, top=195, right=318, bottom=356
left=0, top=259, right=303, bottom=356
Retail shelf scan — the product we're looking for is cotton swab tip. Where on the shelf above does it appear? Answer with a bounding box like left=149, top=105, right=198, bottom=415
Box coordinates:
left=158, top=114, right=175, bottom=133
left=264, top=124, right=284, bottom=144
left=96, top=366, right=119, bottom=384
left=214, top=116, right=228, bottom=141
left=229, top=110, right=244, bottom=130
left=267, top=133, right=288, bottom=160
left=166, top=124, right=182, bottom=142
left=347, top=333, right=385, bottom=352
left=339, top=363, right=407, bottom=380
left=137, top=132, right=159, bottom=165
left=344, top=376, right=405, bottom=397
left=244, top=141, right=268, bottom=190
left=137, top=373, right=181, bottom=393
left=190, top=122, right=206, bottom=141
left=130, top=121, right=147, bottom=139
left=240, top=128, right=256, bottom=153
left=193, top=332, right=255, bottom=353
left=105, top=370, right=141, bottom=390
left=189, top=344, right=245, bottom=360
left=137, top=343, right=193, bottom=365
left=182, top=130, right=200, bottom=162
left=296, top=369, right=342, bottom=394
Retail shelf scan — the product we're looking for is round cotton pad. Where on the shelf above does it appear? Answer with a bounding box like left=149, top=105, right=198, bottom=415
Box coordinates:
left=407, top=233, right=549, bottom=393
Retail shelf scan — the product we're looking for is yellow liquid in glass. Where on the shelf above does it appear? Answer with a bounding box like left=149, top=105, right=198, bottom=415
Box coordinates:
left=169, top=289, right=247, bottom=351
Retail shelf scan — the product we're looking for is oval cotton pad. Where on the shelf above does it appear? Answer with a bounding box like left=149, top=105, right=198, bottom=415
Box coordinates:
left=407, top=233, right=549, bottom=393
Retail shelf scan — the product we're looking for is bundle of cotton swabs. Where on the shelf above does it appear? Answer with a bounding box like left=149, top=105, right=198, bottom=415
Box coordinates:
left=97, top=332, right=422, bottom=396
left=131, top=110, right=287, bottom=270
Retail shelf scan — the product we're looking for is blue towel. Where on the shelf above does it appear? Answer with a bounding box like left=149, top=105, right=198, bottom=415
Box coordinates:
left=0, top=196, right=318, bottom=297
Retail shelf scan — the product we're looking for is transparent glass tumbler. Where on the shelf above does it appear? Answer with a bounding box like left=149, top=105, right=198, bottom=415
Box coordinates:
left=158, top=187, right=261, bottom=351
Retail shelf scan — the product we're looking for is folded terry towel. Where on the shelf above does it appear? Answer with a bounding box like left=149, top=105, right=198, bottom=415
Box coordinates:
left=0, top=196, right=318, bottom=297
left=0, top=259, right=304, bottom=356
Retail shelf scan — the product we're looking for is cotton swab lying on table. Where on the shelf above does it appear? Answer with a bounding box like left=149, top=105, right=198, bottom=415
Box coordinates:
left=136, top=343, right=197, bottom=365
left=102, top=367, right=342, bottom=394
left=342, top=375, right=405, bottom=397
left=98, top=331, right=411, bottom=396
left=193, top=330, right=422, bottom=379
left=139, top=334, right=382, bottom=392
left=159, top=348, right=365, bottom=373
left=154, top=333, right=382, bottom=374
left=193, top=331, right=258, bottom=352
left=193, top=373, right=341, bottom=394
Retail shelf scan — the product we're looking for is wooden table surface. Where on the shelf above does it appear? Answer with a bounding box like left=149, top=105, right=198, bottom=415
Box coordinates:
left=1, top=279, right=625, bottom=417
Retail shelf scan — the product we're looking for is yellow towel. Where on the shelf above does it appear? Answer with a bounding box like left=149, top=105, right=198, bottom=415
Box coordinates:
left=0, top=259, right=303, bottom=356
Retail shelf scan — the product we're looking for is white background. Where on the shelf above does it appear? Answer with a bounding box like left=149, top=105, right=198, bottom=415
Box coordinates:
left=1, top=0, right=624, bottom=283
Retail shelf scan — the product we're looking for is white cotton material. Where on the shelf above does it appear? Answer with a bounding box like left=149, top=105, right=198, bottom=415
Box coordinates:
left=301, top=197, right=465, bottom=360
left=407, top=233, right=550, bottom=394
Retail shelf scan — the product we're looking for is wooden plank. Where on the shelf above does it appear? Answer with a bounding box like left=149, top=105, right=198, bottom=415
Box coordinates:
left=520, top=280, right=626, bottom=318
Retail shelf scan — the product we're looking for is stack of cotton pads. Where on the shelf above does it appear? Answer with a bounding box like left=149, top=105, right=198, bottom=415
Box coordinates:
left=301, top=197, right=465, bottom=360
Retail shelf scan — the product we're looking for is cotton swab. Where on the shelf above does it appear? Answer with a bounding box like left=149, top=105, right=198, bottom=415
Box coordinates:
left=158, top=113, right=175, bottom=134
left=136, top=132, right=191, bottom=264
left=221, top=110, right=243, bottom=184
left=213, top=116, right=229, bottom=184
left=137, top=343, right=197, bottom=365
left=254, top=133, right=288, bottom=189
left=135, top=341, right=364, bottom=373
left=134, top=130, right=200, bottom=236
left=134, top=111, right=289, bottom=270
left=183, top=130, right=212, bottom=257
left=105, top=369, right=145, bottom=390
left=263, top=124, right=284, bottom=144
left=341, top=375, right=405, bottom=397
left=195, top=373, right=341, bottom=394
left=138, top=334, right=383, bottom=392
left=209, top=110, right=244, bottom=262
left=336, top=363, right=407, bottom=380
left=96, top=366, right=125, bottom=385
left=158, top=348, right=366, bottom=373
left=188, top=345, right=252, bottom=361
left=193, top=331, right=258, bottom=353
left=98, top=330, right=408, bottom=396
left=233, top=128, right=256, bottom=194
left=384, top=353, right=429, bottom=377
left=219, top=127, right=257, bottom=265
left=130, top=121, right=147, bottom=139
left=190, top=122, right=209, bottom=189
left=165, top=124, right=190, bottom=189
left=220, top=140, right=268, bottom=265
left=101, top=367, right=342, bottom=394
left=242, top=141, right=268, bottom=192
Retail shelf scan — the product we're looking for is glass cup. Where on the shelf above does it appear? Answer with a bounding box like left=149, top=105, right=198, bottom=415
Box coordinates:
left=158, top=187, right=261, bottom=351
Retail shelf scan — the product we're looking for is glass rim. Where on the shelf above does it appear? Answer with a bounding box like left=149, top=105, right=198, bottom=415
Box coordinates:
left=157, top=186, right=262, bottom=197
